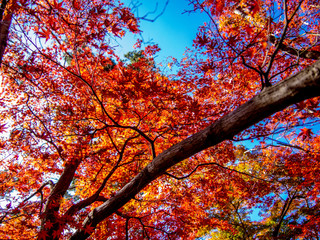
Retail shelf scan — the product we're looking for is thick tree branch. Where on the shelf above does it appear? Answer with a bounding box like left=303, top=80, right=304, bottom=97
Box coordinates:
left=70, top=60, right=320, bottom=239
left=273, top=191, right=297, bottom=237
left=39, top=160, right=82, bottom=240
left=269, top=35, right=320, bottom=60
left=0, top=0, right=12, bottom=67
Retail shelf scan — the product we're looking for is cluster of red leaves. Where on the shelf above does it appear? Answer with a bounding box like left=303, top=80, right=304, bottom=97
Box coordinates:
left=0, top=0, right=320, bottom=239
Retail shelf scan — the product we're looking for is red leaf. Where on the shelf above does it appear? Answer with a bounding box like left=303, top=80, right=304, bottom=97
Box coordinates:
left=298, top=128, right=313, bottom=140
left=216, top=0, right=225, bottom=15
left=52, top=229, right=62, bottom=238
left=38, top=230, right=49, bottom=240
left=53, top=0, right=65, bottom=12
left=0, top=123, right=7, bottom=133
left=128, top=22, right=140, bottom=33
left=111, top=25, right=122, bottom=36
left=37, top=28, right=51, bottom=41
left=196, top=33, right=210, bottom=46
left=84, top=224, right=95, bottom=234
left=45, top=221, right=54, bottom=230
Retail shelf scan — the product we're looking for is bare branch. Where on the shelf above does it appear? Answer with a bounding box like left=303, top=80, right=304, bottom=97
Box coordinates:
left=264, top=0, right=304, bottom=80
left=165, top=162, right=271, bottom=182
left=130, top=0, right=169, bottom=22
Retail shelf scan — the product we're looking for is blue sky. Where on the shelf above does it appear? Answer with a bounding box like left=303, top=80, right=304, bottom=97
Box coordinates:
left=119, top=0, right=209, bottom=62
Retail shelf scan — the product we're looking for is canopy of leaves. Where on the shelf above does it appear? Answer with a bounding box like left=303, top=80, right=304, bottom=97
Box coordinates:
left=0, top=0, right=320, bottom=239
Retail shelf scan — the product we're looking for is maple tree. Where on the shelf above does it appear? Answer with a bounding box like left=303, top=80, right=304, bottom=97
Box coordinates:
left=0, top=0, right=320, bottom=239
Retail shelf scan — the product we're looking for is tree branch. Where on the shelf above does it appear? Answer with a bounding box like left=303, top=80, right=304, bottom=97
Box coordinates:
left=165, top=162, right=271, bottom=182
left=63, top=135, right=138, bottom=219
left=273, top=191, right=297, bottom=237
left=69, top=59, right=320, bottom=239
left=39, top=160, right=82, bottom=240
left=269, top=35, right=320, bottom=60
left=0, top=0, right=13, bottom=67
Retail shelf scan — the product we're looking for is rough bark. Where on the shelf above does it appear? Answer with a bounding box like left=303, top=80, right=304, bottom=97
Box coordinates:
left=69, top=60, right=320, bottom=239
left=38, top=161, right=81, bottom=240
left=0, top=0, right=12, bottom=67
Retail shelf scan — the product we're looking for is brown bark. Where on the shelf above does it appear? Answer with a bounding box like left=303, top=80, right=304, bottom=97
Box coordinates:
left=0, top=0, right=12, bottom=67
left=38, top=161, right=82, bottom=240
left=69, top=60, right=320, bottom=240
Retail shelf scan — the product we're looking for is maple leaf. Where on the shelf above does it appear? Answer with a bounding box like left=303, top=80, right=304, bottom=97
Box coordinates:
left=53, top=0, right=65, bottom=12
left=52, top=229, right=62, bottom=239
left=298, top=128, right=313, bottom=140
left=38, top=230, right=48, bottom=240
left=104, top=18, right=112, bottom=28
left=37, top=28, right=51, bottom=42
left=45, top=221, right=54, bottom=230
left=111, top=25, right=122, bottom=36
left=84, top=224, right=95, bottom=234
left=127, top=21, right=140, bottom=33
left=196, top=33, right=210, bottom=46
left=0, top=123, right=7, bottom=133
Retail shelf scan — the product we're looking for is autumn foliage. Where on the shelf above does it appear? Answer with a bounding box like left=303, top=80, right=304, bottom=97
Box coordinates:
left=0, top=0, right=320, bottom=239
